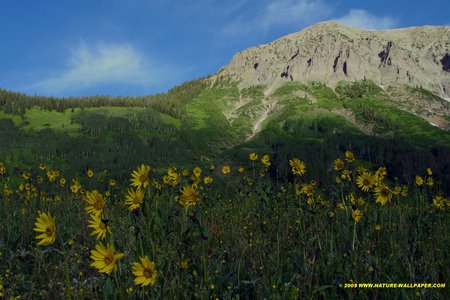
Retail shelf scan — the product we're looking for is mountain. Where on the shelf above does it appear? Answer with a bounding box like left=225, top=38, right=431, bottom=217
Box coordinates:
left=218, top=21, right=450, bottom=99
left=1, top=22, right=450, bottom=189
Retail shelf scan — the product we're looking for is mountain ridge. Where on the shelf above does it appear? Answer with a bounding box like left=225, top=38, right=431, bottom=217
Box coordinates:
left=216, top=21, right=450, bottom=100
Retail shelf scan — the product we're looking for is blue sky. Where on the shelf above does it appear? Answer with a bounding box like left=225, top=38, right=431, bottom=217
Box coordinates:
left=0, top=0, right=449, bottom=97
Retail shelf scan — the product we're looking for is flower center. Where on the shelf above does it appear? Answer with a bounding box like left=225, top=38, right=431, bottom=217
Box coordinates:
left=139, top=175, right=147, bottom=183
left=99, top=222, right=106, bottom=230
left=94, top=200, right=103, bottom=210
left=143, top=269, right=153, bottom=278
left=46, top=227, right=53, bottom=236
left=104, top=255, right=113, bottom=265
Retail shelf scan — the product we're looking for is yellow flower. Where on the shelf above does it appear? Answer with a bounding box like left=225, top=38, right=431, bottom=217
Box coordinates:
left=238, top=167, right=245, bottom=173
left=374, top=185, right=392, bottom=205
left=70, top=182, right=82, bottom=194
left=86, top=169, right=94, bottom=178
left=90, top=243, right=124, bottom=274
left=341, top=169, right=352, bottom=181
left=427, top=168, right=432, bottom=176
left=259, top=170, right=266, bottom=177
left=432, top=196, right=445, bottom=209
left=344, top=151, right=355, bottom=163
left=426, top=177, right=434, bottom=187
left=333, top=159, right=344, bottom=171
left=249, top=152, right=258, bottom=161
left=209, top=165, right=215, bottom=171
left=352, top=209, right=363, bottom=222
left=261, top=154, right=271, bottom=168
left=108, top=179, right=117, bottom=187
left=84, top=190, right=106, bottom=216
left=21, top=171, right=30, bottom=180
left=39, top=163, right=46, bottom=170
left=415, top=175, right=424, bottom=186
left=193, top=167, right=202, bottom=178
left=375, top=224, right=381, bottom=231
left=222, top=165, right=231, bottom=175
left=130, top=164, right=150, bottom=189
left=375, top=167, right=387, bottom=181
left=289, top=158, right=306, bottom=176
left=356, top=166, right=368, bottom=175
left=34, top=212, right=56, bottom=246
left=181, top=169, right=190, bottom=177
left=178, top=185, right=200, bottom=207
left=401, top=185, right=408, bottom=197
left=132, top=256, right=158, bottom=287
left=59, top=177, right=66, bottom=187
left=299, top=181, right=316, bottom=197
left=203, top=176, right=213, bottom=184
left=88, top=214, right=111, bottom=240
left=125, top=188, right=145, bottom=211
left=356, top=172, right=374, bottom=192
left=0, top=162, right=6, bottom=175
left=328, top=211, right=335, bottom=218
left=180, top=259, right=188, bottom=269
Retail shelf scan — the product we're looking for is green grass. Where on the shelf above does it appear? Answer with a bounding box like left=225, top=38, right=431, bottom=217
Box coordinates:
left=0, top=156, right=448, bottom=299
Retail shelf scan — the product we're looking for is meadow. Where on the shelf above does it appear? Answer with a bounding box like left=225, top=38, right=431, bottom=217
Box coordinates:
left=0, top=152, right=448, bottom=299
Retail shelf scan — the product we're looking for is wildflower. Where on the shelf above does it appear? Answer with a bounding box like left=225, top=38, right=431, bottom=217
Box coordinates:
left=433, top=196, right=445, bottom=209
left=328, top=211, right=335, bottom=218
left=401, top=185, right=408, bottom=197
left=222, top=165, right=231, bottom=175
left=209, top=165, right=215, bottom=171
left=21, top=171, right=31, bottom=180
left=90, top=243, right=124, bottom=274
left=356, top=172, right=374, bottom=192
left=344, top=151, right=355, bottom=163
left=249, top=152, right=258, bottom=161
left=130, top=164, right=150, bottom=189
left=178, top=185, right=200, bottom=207
left=300, top=181, right=316, bottom=197
left=352, top=209, right=363, bottom=222
left=46, top=169, right=59, bottom=182
left=374, top=185, right=392, bottom=205
left=180, top=260, right=188, bottom=269
left=238, top=166, right=245, bottom=173
left=132, top=256, right=157, bottom=287
left=427, top=168, right=432, bottom=176
left=125, top=188, right=145, bottom=211
left=167, top=167, right=181, bottom=186
left=0, top=162, right=6, bottom=175
left=259, top=170, right=266, bottom=177
left=375, top=224, right=381, bottom=231
left=261, top=154, right=271, bottom=168
left=203, top=176, right=213, bottom=184
left=34, top=212, right=56, bottom=246
left=70, top=182, right=82, bottom=194
left=415, top=175, right=424, bottom=186
left=193, top=167, right=202, bottom=178
left=333, top=159, right=344, bottom=171
left=108, top=179, right=117, bottom=187
left=341, top=169, right=352, bottom=181
left=181, top=169, right=190, bottom=177
left=335, top=176, right=341, bottom=184
left=356, top=166, right=368, bottom=175
left=39, top=163, right=46, bottom=170
left=88, top=214, right=111, bottom=240
left=289, top=158, right=306, bottom=176
left=59, top=178, right=66, bottom=187
left=426, top=177, right=434, bottom=187
left=86, top=169, right=94, bottom=178
left=375, top=167, right=387, bottom=181
left=84, top=190, right=106, bottom=216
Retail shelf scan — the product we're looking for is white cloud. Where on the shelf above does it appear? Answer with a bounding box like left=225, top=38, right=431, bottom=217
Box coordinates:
left=32, top=42, right=166, bottom=94
left=222, top=0, right=331, bottom=36
left=335, top=9, right=398, bottom=30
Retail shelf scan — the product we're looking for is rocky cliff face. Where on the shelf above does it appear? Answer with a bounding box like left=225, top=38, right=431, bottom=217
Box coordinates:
left=217, top=21, right=450, bottom=99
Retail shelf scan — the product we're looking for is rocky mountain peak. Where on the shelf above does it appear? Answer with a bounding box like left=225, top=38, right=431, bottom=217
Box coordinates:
left=217, top=21, right=450, bottom=99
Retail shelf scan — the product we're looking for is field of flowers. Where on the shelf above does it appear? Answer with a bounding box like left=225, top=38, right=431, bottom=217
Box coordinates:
left=0, top=151, right=448, bottom=299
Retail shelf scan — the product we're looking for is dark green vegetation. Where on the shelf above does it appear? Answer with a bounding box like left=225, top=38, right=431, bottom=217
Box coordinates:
left=1, top=77, right=450, bottom=298
left=1, top=78, right=450, bottom=191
